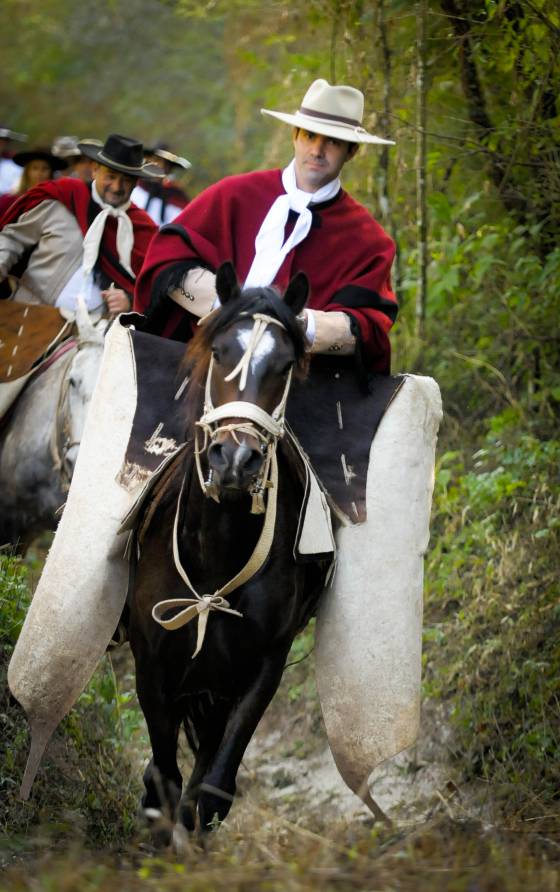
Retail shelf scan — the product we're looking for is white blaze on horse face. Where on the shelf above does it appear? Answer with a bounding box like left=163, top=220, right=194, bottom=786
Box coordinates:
left=236, top=327, right=275, bottom=374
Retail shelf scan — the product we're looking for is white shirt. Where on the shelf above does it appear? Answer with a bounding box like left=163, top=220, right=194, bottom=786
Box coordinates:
left=131, top=185, right=182, bottom=227
left=0, top=157, right=21, bottom=195
left=55, top=267, right=103, bottom=312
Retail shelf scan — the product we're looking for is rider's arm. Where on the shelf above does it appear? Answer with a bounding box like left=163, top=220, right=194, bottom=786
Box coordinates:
left=0, top=201, right=55, bottom=279
left=301, top=309, right=356, bottom=355
left=168, top=267, right=217, bottom=319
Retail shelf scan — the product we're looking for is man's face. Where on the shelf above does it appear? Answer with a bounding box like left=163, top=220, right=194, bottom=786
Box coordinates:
left=92, top=163, right=136, bottom=207
left=71, top=156, right=95, bottom=184
left=292, top=128, right=357, bottom=193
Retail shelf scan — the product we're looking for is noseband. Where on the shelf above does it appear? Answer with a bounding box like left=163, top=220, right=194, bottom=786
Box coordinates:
left=194, top=312, right=293, bottom=515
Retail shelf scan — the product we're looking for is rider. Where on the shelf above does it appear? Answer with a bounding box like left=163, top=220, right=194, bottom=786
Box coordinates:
left=51, top=136, right=101, bottom=185
left=131, top=142, right=191, bottom=226
left=134, top=79, right=397, bottom=376
left=0, top=147, right=69, bottom=217
left=0, top=134, right=162, bottom=318
left=0, top=125, right=28, bottom=196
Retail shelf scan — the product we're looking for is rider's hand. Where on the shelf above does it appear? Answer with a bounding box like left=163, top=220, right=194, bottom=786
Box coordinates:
left=101, top=286, right=131, bottom=317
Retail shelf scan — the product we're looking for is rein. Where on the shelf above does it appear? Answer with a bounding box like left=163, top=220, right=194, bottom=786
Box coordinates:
left=151, top=311, right=293, bottom=655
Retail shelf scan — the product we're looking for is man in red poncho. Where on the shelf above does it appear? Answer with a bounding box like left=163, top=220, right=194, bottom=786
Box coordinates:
left=135, top=79, right=398, bottom=375
left=0, top=134, right=162, bottom=317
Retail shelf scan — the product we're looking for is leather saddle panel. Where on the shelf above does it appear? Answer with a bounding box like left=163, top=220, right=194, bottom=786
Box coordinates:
left=121, top=325, right=404, bottom=524
left=0, top=301, right=69, bottom=382
left=286, top=357, right=405, bottom=523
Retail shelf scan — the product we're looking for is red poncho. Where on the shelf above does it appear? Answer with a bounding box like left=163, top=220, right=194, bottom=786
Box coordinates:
left=0, top=178, right=157, bottom=292
left=135, top=169, right=397, bottom=373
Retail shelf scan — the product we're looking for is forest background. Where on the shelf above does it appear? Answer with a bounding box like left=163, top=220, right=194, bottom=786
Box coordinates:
left=0, top=0, right=559, bottom=887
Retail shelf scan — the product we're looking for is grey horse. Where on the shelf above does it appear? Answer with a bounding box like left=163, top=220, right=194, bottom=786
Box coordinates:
left=0, top=302, right=106, bottom=551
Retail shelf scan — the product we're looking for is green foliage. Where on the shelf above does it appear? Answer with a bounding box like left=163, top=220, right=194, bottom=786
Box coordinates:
left=396, top=198, right=560, bottom=437
left=0, top=553, right=30, bottom=647
left=0, top=554, right=139, bottom=843
left=423, top=431, right=560, bottom=810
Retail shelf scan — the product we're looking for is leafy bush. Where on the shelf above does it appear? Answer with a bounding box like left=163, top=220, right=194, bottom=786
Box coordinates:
left=396, top=198, right=560, bottom=441
left=423, top=428, right=560, bottom=811
left=0, top=553, right=140, bottom=843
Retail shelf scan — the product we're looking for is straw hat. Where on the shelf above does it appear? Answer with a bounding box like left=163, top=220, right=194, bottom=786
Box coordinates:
left=261, top=78, right=395, bottom=146
left=0, top=126, right=27, bottom=142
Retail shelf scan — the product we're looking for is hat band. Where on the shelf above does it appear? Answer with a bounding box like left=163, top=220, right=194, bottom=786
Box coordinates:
left=97, top=150, right=142, bottom=172
left=299, top=106, right=361, bottom=128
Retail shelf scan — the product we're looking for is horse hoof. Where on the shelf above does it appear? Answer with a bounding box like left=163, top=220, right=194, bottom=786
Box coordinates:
left=172, top=823, right=190, bottom=855
left=139, top=805, right=173, bottom=848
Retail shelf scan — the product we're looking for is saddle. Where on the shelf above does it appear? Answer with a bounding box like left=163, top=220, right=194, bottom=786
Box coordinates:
left=0, top=301, right=72, bottom=419
left=116, top=323, right=405, bottom=525
left=0, top=301, right=70, bottom=382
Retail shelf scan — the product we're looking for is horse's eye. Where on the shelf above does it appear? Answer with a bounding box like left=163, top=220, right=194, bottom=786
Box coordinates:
left=211, top=347, right=221, bottom=364
left=280, top=360, right=294, bottom=377
left=69, top=377, right=77, bottom=388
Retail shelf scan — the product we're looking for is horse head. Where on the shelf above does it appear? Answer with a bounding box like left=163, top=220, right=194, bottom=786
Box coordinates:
left=189, top=262, right=308, bottom=505
left=59, top=298, right=106, bottom=479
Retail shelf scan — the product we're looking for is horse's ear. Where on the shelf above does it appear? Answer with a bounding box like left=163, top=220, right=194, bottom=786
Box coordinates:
left=75, top=294, right=101, bottom=343
left=283, top=271, right=309, bottom=316
left=215, top=261, right=241, bottom=304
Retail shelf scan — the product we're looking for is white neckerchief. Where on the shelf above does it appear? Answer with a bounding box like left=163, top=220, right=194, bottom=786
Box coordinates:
left=82, top=181, right=134, bottom=279
left=243, top=160, right=340, bottom=289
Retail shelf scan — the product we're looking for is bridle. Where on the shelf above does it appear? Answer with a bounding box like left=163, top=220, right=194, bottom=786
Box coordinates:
left=194, top=311, right=293, bottom=514
left=152, top=310, right=297, bottom=655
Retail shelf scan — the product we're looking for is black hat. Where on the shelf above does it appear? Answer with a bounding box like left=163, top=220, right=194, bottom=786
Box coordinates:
left=12, top=147, right=68, bottom=171
left=78, top=133, right=163, bottom=180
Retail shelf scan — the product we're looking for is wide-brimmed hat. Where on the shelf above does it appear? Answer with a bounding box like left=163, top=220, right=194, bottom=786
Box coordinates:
left=261, top=79, right=395, bottom=146
left=78, top=134, right=164, bottom=180
left=144, top=142, right=191, bottom=171
left=12, top=147, right=68, bottom=171
left=52, top=135, right=82, bottom=159
left=0, top=126, right=27, bottom=142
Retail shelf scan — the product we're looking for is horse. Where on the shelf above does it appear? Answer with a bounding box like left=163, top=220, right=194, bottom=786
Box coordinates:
left=129, top=262, right=331, bottom=838
left=0, top=301, right=106, bottom=551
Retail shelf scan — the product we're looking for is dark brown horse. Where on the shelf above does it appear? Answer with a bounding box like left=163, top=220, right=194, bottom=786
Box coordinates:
left=129, top=263, right=330, bottom=837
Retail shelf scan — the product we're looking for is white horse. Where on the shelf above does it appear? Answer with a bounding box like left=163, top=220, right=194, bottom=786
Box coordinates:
left=0, top=302, right=107, bottom=551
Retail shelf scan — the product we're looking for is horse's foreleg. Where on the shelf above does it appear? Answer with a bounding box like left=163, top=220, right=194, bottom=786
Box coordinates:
left=178, top=697, right=232, bottom=832
left=135, top=665, right=183, bottom=833
left=197, top=650, right=289, bottom=831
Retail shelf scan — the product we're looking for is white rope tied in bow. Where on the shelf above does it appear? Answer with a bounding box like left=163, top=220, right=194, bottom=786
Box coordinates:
left=243, top=159, right=340, bottom=288
left=151, top=448, right=280, bottom=657
left=81, top=181, right=135, bottom=279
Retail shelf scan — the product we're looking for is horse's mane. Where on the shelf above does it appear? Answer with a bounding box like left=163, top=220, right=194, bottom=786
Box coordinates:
left=181, top=287, right=309, bottom=438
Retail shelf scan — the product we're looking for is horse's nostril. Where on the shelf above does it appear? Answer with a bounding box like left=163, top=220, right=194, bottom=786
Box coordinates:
left=242, top=448, right=264, bottom=476
left=208, top=442, right=227, bottom=470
